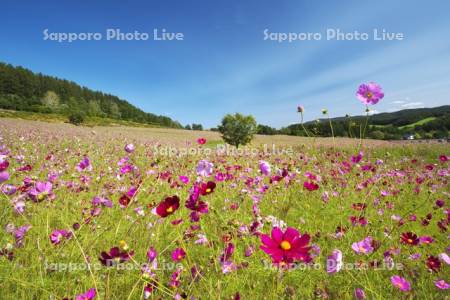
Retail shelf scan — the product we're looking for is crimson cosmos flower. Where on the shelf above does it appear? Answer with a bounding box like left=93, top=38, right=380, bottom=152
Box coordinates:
left=199, top=181, right=216, bottom=195
left=400, top=232, right=419, bottom=246
left=426, top=255, right=441, bottom=272
left=156, top=195, right=180, bottom=217
left=260, top=227, right=311, bottom=265
left=99, top=247, right=134, bottom=266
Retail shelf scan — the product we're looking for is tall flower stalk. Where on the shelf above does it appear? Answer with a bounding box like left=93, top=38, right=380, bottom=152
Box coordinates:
left=297, top=105, right=311, bottom=137
left=322, top=108, right=335, bottom=148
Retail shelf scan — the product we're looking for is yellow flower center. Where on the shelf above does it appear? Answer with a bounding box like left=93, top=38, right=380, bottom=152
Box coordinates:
left=366, top=92, right=373, bottom=98
left=280, top=240, right=291, bottom=250
left=359, top=246, right=366, bottom=253
left=407, top=238, right=413, bottom=244
left=166, top=206, right=174, bottom=213
left=205, top=188, right=211, bottom=193
left=119, top=240, right=129, bottom=251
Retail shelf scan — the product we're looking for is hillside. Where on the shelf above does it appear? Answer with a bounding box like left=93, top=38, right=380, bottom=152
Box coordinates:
left=276, top=106, right=450, bottom=140
left=0, top=62, right=182, bottom=128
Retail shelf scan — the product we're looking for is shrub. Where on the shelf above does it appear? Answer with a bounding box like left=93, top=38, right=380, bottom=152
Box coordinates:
left=68, top=112, right=85, bottom=125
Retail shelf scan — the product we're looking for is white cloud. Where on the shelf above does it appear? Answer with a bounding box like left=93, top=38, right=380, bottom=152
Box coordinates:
left=401, top=102, right=424, bottom=108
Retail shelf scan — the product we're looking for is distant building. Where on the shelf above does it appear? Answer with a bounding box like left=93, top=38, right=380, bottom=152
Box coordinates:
left=402, top=134, right=415, bottom=140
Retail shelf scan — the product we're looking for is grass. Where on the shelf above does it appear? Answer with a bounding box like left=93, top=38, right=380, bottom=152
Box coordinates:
left=399, top=117, right=437, bottom=129
left=0, top=118, right=448, bottom=299
left=0, top=109, right=165, bottom=128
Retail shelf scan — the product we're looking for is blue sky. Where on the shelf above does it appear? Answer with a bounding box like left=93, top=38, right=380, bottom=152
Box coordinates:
left=1, top=0, right=450, bottom=128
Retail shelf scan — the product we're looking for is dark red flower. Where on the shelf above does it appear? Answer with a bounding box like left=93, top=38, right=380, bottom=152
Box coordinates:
left=99, top=247, right=134, bottom=266
left=426, top=255, right=441, bottom=272
left=400, top=232, right=419, bottom=246
left=199, top=181, right=216, bottom=195
left=119, top=194, right=131, bottom=207
left=156, top=195, right=180, bottom=217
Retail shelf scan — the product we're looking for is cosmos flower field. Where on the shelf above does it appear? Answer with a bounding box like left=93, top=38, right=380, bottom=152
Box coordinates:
left=0, top=118, right=449, bottom=299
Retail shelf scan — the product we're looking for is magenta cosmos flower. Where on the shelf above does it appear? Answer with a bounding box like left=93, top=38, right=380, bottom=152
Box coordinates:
left=155, top=195, right=180, bottom=217
left=76, top=156, right=92, bottom=172
left=171, top=248, right=186, bottom=262
left=75, top=288, right=96, bottom=300
left=260, top=227, right=312, bottom=265
left=304, top=181, right=319, bottom=191
left=390, top=275, right=411, bottom=292
left=197, top=138, right=206, bottom=145
left=356, top=82, right=384, bottom=105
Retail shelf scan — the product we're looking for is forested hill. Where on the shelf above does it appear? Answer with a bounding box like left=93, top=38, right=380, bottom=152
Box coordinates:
left=0, top=62, right=182, bottom=128
left=279, top=105, right=450, bottom=140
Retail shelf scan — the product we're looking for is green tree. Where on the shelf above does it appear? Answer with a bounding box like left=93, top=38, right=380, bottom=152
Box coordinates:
left=218, top=113, right=257, bottom=148
left=41, top=91, right=60, bottom=110
left=192, top=123, right=203, bottom=131
left=370, top=130, right=385, bottom=140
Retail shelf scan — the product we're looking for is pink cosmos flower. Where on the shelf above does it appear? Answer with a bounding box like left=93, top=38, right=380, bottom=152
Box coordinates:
left=124, top=143, right=135, bottom=153
left=197, top=160, right=213, bottom=177
left=28, top=181, right=53, bottom=201
left=326, top=249, right=343, bottom=274
left=14, top=224, right=31, bottom=247
left=390, top=275, right=411, bottom=292
left=1, top=183, right=16, bottom=195
left=171, top=248, right=186, bottom=262
left=260, top=227, right=312, bottom=265
left=222, top=260, right=237, bottom=274
left=351, top=236, right=374, bottom=254
left=50, top=229, right=72, bottom=245
left=75, top=288, right=96, bottom=300
left=0, top=171, right=9, bottom=183
left=438, top=252, right=450, bottom=265
left=356, top=82, right=384, bottom=105
left=434, top=279, right=450, bottom=290
left=259, top=160, right=271, bottom=176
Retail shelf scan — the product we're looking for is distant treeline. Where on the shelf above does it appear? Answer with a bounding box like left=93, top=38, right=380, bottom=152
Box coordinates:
left=255, top=106, right=450, bottom=140
left=0, top=62, right=182, bottom=128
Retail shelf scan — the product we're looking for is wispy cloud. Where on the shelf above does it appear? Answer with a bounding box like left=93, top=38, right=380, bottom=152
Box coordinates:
left=401, top=102, right=424, bottom=108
